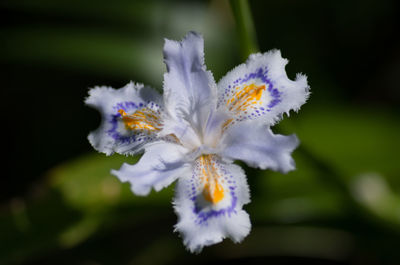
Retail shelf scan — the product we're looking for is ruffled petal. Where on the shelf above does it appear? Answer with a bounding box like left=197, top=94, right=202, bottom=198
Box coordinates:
left=217, top=50, right=310, bottom=126
left=85, top=82, right=163, bottom=155
left=112, top=141, right=191, bottom=196
left=220, top=120, right=299, bottom=173
left=163, top=31, right=217, bottom=133
left=174, top=155, right=251, bottom=253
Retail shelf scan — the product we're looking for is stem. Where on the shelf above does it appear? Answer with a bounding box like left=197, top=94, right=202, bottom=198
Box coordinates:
left=229, top=0, right=259, bottom=60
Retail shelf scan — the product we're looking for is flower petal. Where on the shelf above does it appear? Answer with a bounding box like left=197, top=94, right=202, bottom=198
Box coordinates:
left=159, top=115, right=202, bottom=150
left=174, top=155, right=251, bottom=253
left=217, top=50, right=310, bottom=126
left=163, top=31, right=217, bottom=132
left=220, top=120, right=299, bottom=173
left=112, top=141, right=191, bottom=196
left=85, top=82, right=163, bottom=155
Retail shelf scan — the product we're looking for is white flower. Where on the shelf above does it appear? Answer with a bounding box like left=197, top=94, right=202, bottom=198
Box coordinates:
left=85, top=32, right=310, bottom=253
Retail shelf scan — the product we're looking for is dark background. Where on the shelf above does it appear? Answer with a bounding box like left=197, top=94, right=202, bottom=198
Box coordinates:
left=1, top=0, right=399, bottom=264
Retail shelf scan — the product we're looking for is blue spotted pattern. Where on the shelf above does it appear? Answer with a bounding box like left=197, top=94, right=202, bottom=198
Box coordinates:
left=219, top=67, right=282, bottom=121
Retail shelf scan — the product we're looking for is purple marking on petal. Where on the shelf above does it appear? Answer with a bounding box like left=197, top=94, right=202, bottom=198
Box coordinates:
left=268, top=98, right=281, bottom=108
left=189, top=163, right=242, bottom=225
left=112, top=101, right=138, bottom=112
left=193, top=190, right=238, bottom=225
left=220, top=67, right=282, bottom=114
left=107, top=101, right=140, bottom=143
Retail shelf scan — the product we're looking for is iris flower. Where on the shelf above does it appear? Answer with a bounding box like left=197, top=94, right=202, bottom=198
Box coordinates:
left=85, top=32, right=309, bottom=252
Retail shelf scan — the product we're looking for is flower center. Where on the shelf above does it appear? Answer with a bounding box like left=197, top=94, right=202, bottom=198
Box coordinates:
left=226, top=83, right=266, bottom=113
left=119, top=108, right=162, bottom=133
left=198, top=155, right=224, bottom=204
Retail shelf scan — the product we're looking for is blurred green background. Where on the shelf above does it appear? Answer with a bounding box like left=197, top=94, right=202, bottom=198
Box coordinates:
left=1, top=0, right=399, bottom=264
